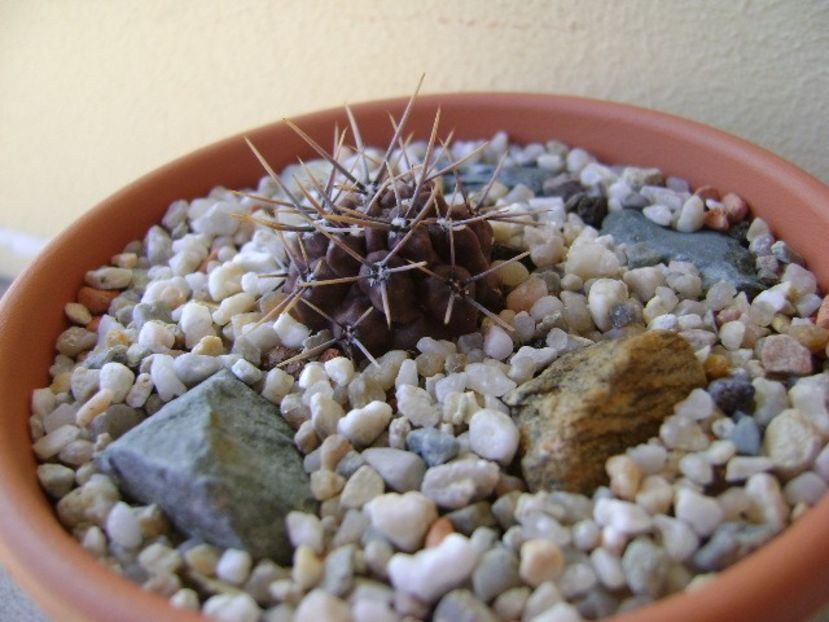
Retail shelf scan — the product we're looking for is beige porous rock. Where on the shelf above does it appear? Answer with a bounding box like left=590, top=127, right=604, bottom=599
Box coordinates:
left=504, top=330, right=706, bottom=494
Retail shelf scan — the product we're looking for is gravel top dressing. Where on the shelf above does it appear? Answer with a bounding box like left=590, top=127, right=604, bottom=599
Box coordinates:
left=29, top=100, right=829, bottom=622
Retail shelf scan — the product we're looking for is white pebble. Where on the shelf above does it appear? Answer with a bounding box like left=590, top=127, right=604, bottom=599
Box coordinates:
left=396, top=384, right=440, bottom=428
left=673, top=388, right=714, bottom=421
left=674, top=488, right=723, bottom=536
left=294, top=590, right=350, bottom=622
left=230, top=358, right=262, bottom=385
left=365, top=492, right=437, bottom=552
left=215, top=548, right=252, bottom=585
left=784, top=471, right=828, bottom=506
left=678, top=453, right=713, bottom=486
left=150, top=354, right=187, bottom=402
left=420, top=459, right=500, bottom=509
left=590, top=547, right=625, bottom=590
left=464, top=363, right=516, bottom=397
left=207, top=262, right=244, bottom=302
left=179, top=302, right=215, bottom=348
left=99, top=362, right=135, bottom=403
left=642, top=204, right=673, bottom=227
left=137, top=320, right=175, bottom=353
left=725, top=456, right=774, bottom=482
left=394, top=358, right=419, bottom=388
left=126, top=373, right=153, bottom=408
left=745, top=472, right=788, bottom=531
left=719, top=321, right=746, bottom=351
left=260, top=367, right=294, bottom=403
left=587, top=278, right=628, bottom=331
left=789, top=374, right=829, bottom=437
left=337, top=401, right=392, bottom=448
left=593, top=498, right=652, bottom=535
left=764, top=409, right=822, bottom=476
left=626, top=444, right=667, bottom=475
left=653, top=515, right=699, bottom=562
left=274, top=312, right=310, bottom=348
left=468, top=408, right=519, bottom=465
left=202, top=593, right=260, bottom=622
left=105, top=501, right=142, bottom=548
left=675, top=195, right=705, bottom=232
left=286, top=511, right=324, bottom=554
left=324, top=357, right=355, bottom=386
left=387, top=533, right=477, bottom=603
left=484, top=325, right=514, bottom=360
left=564, top=243, right=620, bottom=281
left=32, top=424, right=80, bottom=461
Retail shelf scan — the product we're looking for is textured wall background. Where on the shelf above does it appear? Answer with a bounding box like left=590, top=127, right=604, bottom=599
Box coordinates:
left=0, top=0, right=827, bottom=276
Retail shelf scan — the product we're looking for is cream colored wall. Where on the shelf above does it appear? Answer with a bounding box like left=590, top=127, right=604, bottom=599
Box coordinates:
left=1, top=0, right=827, bottom=276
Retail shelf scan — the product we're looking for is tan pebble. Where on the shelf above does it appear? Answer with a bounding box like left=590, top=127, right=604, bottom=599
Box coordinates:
left=184, top=543, right=220, bottom=575
left=703, top=353, right=730, bottom=380
left=292, top=545, right=323, bottom=590
left=310, top=469, right=345, bottom=501
left=64, top=302, right=92, bottom=326
left=76, top=388, right=114, bottom=427
left=112, top=253, right=138, bottom=269
left=192, top=335, right=224, bottom=356
left=716, top=308, right=742, bottom=326
left=320, top=435, right=351, bottom=471
left=495, top=260, right=530, bottom=288
left=771, top=314, right=791, bottom=334
left=722, top=192, right=749, bottom=223
left=693, top=185, right=721, bottom=202
left=606, top=455, right=642, bottom=500
left=424, top=516, right=454, bottom=548
left=815, top=296, right=829, bottom=329
left=788, top=323, right=829, bottom=353
left=77, top=286, right=119, bottom=314
left=106, top=329, right=131, bottom=348
left=519, top=539, right=564, bottom=586
left=51, top=370, right=72, bottom=394
left=319, top=348, right=343, bottom=363
left=85, top=317, right=102, bottom=332
left=505, top=276, right=547, bottom=312
left=703, top=207, right=729, bottom=231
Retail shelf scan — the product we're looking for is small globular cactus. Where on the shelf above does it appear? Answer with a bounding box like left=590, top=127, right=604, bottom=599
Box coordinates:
left=243, top=80, right=530, bottom=364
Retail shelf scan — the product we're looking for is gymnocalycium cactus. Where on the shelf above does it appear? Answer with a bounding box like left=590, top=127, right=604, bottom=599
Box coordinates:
left=243, top=80, right=532, bottom=364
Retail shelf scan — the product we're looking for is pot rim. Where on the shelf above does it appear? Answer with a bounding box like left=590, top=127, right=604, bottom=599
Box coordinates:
left=1, top=92, right=828, bottom=622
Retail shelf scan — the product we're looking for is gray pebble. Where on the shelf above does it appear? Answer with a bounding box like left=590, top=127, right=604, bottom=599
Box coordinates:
left=321, top=544, right=356, bottom=597
left=575, top=588, right=621, bottom=620
left=332, top=510, right=370, bottom=548
left=708, top=377, right=755, bottom=414
left=43, top=403, right=79, bottom=434
left=446, top=502, right=498, bottom=536
left=406, top=427, right=459, bottom=467
left=362, top=447, right=426, bottom=492
left=472, top=547, right=522, bottom=603
left=621, top=192, right=651, bottom=210
left=621, top=537, right=670, bottom=598
left=173, top=353, right=223, bottom=386
left=56, top=327, right=98, bottom=357
left=82, top=345, right=131, bottom=370
left=433, top=589, right=498, bottom=622
left=335, top=451, right=366, bottom=479
left=491, top=491, right=521, bottom=530
left=693, top=522, right=777, bottom=572
left=730, top=416, right=761, bottom=455
left=90, top=404, right=144, bottom=440
left=145, top=225, right=173, bottom=265
left=132, top=301, right=173, bottom=331
left=771, top=240, right=804, bottom=266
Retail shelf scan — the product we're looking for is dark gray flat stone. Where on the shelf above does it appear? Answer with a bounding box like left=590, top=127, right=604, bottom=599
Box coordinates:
left=601, top=209, right=763, bottom=295
left=97, top=369, right=315, bottom=561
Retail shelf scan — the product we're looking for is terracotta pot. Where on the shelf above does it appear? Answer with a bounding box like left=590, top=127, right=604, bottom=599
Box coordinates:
left=1, top=94, right=828, bottom=622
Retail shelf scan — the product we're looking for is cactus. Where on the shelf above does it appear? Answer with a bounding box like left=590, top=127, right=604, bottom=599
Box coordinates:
left=243, top=82, right=532, bottom=364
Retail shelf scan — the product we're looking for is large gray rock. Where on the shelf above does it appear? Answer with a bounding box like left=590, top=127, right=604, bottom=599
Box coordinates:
left=601, top=209, right=763, bottom=295
left=97, top=369, right=315, bottom=561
